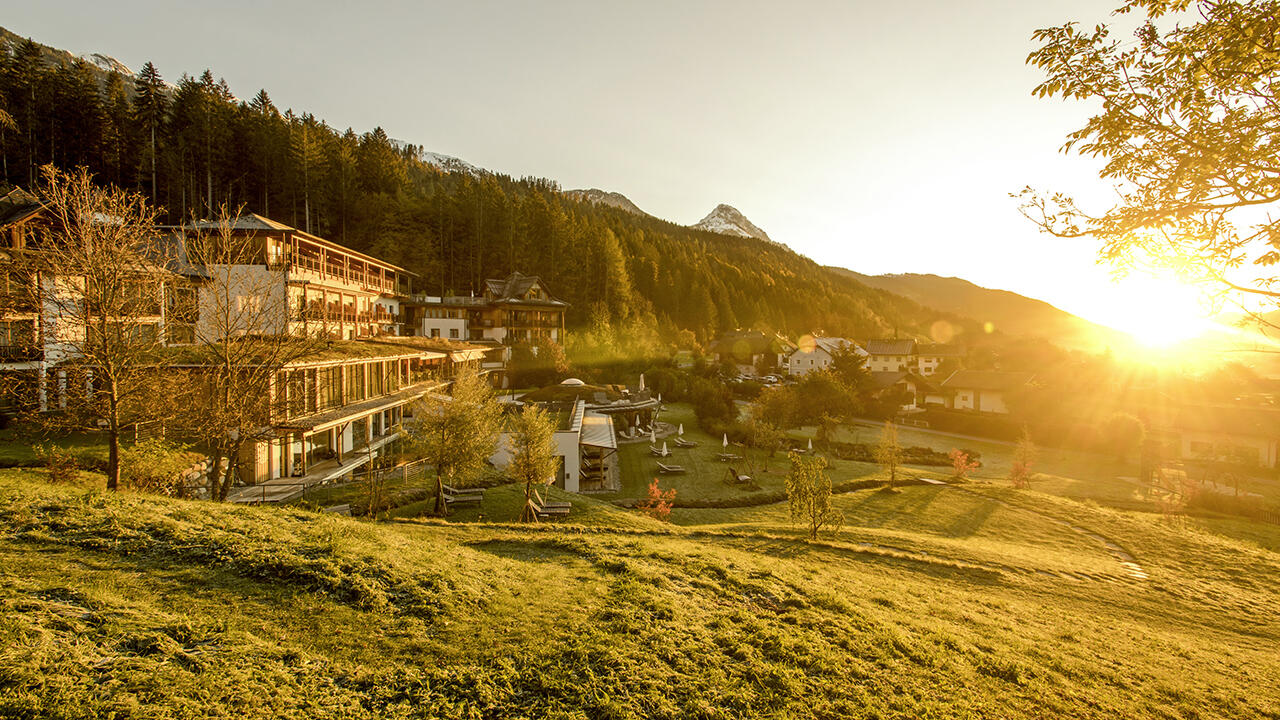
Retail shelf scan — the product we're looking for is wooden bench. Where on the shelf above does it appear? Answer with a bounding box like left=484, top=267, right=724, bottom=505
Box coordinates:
left=442, top=484, right=484, bottom=507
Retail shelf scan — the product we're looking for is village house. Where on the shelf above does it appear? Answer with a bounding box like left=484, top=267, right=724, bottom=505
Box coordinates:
left=915, top=342, right=964, bottom=376
left=867, top=370, right=938, bottom=413
left=1154, top=405, right=1280, bottom=470
left=785, top=336, right=860, bottom=377
left=403, top=271, right=568, bottom=346
left=863, top=338, right=917, bottom=373
left=937, top=370, right=1034, bottom=414
left=711, top=330, right=795, bottom=376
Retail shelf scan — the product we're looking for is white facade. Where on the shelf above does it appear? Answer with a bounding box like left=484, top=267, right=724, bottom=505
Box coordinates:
left=786, top=337, right=859, bottom=377
left=951, top=388, right=1012, bottom=414
left=1179, top=431, right=1279, bottom=469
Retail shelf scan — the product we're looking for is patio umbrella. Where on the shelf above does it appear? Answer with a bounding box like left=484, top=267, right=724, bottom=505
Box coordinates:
left=808, top=437, right=814, bottom=451
left=657, top=392, right=662, bottom=403
left=650, top=427, right=657, bottom=444
left=661, top=441, right=669, bottom=456
left=638, top=373, right=646, bottom=392
left=723, top=433, right=729, bottom=448
left=678, top=423, right=684, bottom=436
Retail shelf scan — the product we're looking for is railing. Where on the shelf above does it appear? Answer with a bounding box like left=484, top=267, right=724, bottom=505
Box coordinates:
left=0, top=345, right=41, bottom=362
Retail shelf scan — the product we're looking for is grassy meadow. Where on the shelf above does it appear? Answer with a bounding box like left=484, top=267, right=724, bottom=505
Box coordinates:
left=2, top=403, right=1280, bottom=718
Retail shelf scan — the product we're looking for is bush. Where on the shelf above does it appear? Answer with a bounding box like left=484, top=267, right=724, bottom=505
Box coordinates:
left=31, top=443, right=79, bottom=483
left=691, top=378, right=736, bottom=429
left=120, top=438, right=195, bottom=495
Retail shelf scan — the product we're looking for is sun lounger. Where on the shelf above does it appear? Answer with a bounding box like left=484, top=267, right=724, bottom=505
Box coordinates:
left=649, top=445, right=671, bottom=457
left=674, top=437, right=698, bottom=448
left=726, top=467, right=751, bottom=484
left=657, top=461, right=687, bottom=474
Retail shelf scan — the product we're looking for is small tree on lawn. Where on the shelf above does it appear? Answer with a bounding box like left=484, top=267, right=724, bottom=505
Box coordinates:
left=1009, top=429, right=1038, bottom=489
left=875, top=421, right=904, bottom=489
left=785, top=451, right=843, bottom=541
left=637, top=478, right=677, bottom=522
left=511, top=403, right=559, bottom=523
left=403, top=367, right=502, bottom=516
left=949, top=448, right=979, bottom=481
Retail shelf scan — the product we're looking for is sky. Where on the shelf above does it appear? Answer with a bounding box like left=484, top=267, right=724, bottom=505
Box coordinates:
left=6, top=0, right=1179, bottom=331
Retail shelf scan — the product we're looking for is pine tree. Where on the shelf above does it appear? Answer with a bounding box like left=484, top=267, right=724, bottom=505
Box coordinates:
left=133, top=61, right=167, bottom=201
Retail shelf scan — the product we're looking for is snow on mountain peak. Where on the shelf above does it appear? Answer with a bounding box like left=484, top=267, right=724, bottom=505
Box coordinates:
left=78, top=52, right=133, bottom=77
left=564, top=188, right=649, bottom=216
left=692, top=204, right=773, bottom=243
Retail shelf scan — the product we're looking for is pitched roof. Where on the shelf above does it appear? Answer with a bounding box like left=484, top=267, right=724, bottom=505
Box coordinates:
left=813, top=337, right=851, bottom=355
left=712, top=330, right=794, bottom=357
left=0, top=187, right=42, bottom=228
left=865, top=339, right=916, bottom=356
left=1167, top=405, right=1280, bottom=439
left=868, top=370, right=938, bottom=392
left=484, top=271, right=568, bottom=307
left=940, top=370, right=1034, bottom=391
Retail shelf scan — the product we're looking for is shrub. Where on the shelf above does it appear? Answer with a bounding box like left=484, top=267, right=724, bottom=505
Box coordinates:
left=120, top=438, right=194, bottom=495
left=949, top=449, right=979, bottom=480
left=637, top=479, right=677, bottom=522
left=31, top=443, right=79, bottom=483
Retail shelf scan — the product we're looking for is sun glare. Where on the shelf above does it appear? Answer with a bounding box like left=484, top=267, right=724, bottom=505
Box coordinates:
left=1103, top=275, right=1212, bottom=348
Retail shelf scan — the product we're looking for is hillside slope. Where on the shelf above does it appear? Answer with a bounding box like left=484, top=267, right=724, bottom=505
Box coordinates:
left=2, top=468, right=1279, bottom=718
left=828, top=268, right=1131, bottom=351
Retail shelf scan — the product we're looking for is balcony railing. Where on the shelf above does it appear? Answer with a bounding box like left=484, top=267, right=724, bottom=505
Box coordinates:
left=0, top=345, right=41, bottom=362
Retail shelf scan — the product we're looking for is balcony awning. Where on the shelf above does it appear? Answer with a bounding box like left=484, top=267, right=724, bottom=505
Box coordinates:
left=580, top=411, right=617, bottom=450
left=275, top=381, right=435, bottom=433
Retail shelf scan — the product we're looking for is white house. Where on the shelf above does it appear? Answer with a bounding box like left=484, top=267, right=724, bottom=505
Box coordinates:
left=1162, top=406, right=1280, bottom=469
left=786, top=336, right=860, bottom=376
left=868, top=370, right=937, bottom=412
left=915, top=343, right=964, bottom=376
left=938, top=370, right=1034, bottom=414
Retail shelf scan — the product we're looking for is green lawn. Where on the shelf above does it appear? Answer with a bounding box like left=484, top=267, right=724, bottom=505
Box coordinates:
left=2, top=466, right=1280, bottom=718
left=606, top=404, right=937, bottom=505
left=0, top=428, right=112, bottom=468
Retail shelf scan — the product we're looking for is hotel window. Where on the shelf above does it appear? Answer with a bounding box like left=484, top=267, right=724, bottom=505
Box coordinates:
left=449, top=328, right=459, bottom=339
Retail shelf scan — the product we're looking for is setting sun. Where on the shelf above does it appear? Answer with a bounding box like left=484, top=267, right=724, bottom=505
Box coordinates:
left=1097, top=275, right=1214, bottom=348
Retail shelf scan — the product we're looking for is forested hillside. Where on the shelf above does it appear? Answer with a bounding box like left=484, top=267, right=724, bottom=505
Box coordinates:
left=828, top=268, right=1129, bottom=351
left=0, top=28, right=970, bottom=342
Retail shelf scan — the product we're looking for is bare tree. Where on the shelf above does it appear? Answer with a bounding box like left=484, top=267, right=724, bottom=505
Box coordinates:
left=402, top=367, right=502, bottom=516
left=9, top=166, right=180, bottom=490
left=175, top=208, right=323, bottom=500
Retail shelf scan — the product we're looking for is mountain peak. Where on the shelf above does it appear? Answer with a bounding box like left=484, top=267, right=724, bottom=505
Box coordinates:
left=693, top=204, right=772, bottom=243
left=565, top=188, right=649, bottom=216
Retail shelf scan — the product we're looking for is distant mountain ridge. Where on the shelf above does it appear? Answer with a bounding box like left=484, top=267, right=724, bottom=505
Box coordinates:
left=827, top=269, right=1130, bottom=351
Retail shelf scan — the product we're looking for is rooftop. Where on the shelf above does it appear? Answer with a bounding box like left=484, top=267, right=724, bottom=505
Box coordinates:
left=865, top=339, right=917, bottom=356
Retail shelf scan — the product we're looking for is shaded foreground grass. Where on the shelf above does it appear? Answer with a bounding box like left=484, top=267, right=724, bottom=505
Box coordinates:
left=2, top=468, right=1280, bottom=719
